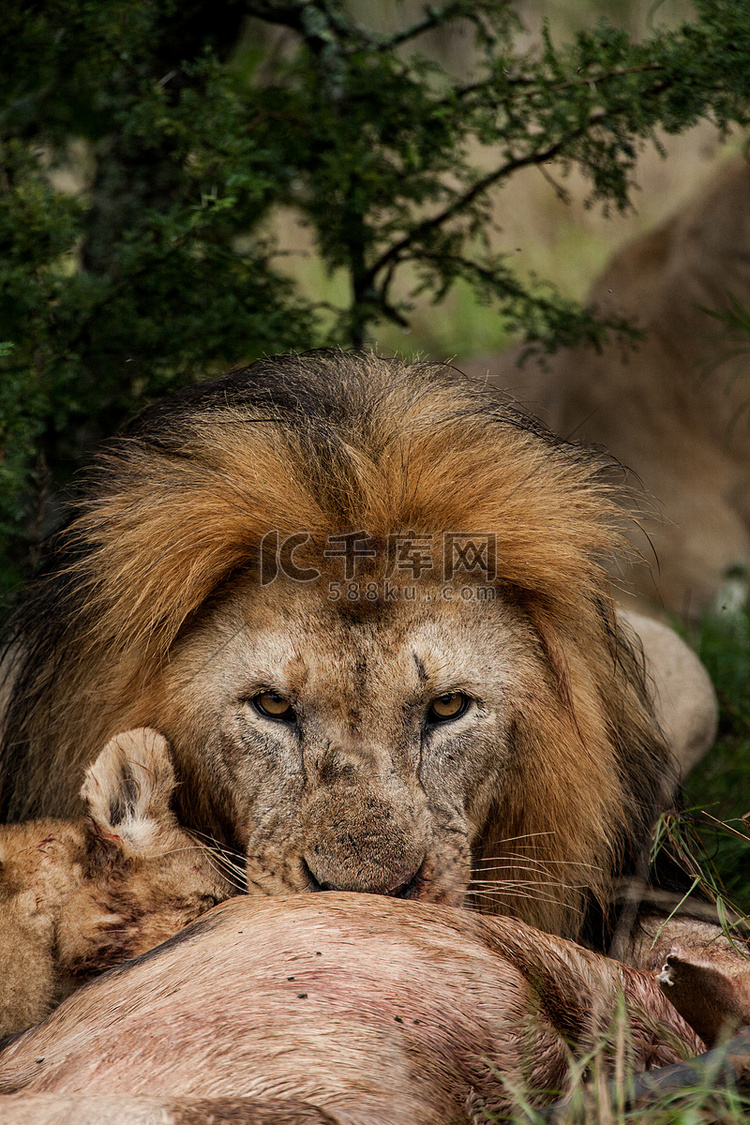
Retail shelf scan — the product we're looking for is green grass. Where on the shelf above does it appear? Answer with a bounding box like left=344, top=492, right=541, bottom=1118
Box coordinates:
left=680, top=606, right=750, bottom=916
left=487, top=1001, right=750, bottom=1123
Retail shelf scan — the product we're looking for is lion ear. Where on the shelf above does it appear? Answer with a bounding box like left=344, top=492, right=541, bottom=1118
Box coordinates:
left=80, top=728, right=178, bottom=855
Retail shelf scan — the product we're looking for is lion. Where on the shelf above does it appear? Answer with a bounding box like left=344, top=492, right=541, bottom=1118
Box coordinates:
left=0, top=728, right=234, bottom=1037
left=0, top=894, right=703, bottom=1125
left=0, top=350, right=707, bottom=944
left=463, top=155, right=750, bottom=619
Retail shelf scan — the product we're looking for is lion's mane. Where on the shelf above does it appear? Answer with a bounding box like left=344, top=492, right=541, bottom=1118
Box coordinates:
left=0, top=351, right=674, bottom=941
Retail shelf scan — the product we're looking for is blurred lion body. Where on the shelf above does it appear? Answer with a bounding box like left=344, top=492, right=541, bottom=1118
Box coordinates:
left=465, top=156, right=750, bottom=618
left=1, top=352, right=675, bottom=942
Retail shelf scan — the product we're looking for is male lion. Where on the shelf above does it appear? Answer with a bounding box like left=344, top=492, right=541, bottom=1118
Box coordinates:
left=0, top=351, right=701, bottom=944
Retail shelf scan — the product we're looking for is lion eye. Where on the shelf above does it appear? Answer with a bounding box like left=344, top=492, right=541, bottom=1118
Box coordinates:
left=427, top=693, right=470, bottom=724
left=252, top=692, right=296, bottom=723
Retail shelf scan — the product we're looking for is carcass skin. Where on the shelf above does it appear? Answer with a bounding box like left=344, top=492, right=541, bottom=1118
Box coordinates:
left=0, top=894, right=702, bottom=1125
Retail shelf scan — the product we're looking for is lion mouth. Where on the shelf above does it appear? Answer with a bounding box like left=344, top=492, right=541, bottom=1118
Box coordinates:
left=300, top=857, right=428, bottom=900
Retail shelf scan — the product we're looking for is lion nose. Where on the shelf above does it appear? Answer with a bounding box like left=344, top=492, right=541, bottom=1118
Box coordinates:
left=303, top=856, right=425, bottom=898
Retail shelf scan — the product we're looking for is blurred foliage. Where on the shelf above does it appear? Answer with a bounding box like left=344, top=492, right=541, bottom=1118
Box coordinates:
left=4, top=1, right=750, bottom=593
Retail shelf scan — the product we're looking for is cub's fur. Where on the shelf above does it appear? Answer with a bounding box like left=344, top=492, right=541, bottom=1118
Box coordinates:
left=0, top=352, right=674, bottom=942
left=0, top=728, right=233, bottom=1036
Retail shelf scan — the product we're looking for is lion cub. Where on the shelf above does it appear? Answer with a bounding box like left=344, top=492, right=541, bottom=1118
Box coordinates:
left=0, top=728, right=235, bottom=1037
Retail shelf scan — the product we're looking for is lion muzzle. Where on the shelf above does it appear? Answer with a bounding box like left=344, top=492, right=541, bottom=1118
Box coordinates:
left=301, top=792, right=428, bottom=898
left=303, top=851, right=426, bottom=897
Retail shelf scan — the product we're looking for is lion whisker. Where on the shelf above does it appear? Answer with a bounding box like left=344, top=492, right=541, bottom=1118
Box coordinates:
left=468, top=877, right=576, bottom=893
left=471, top=863, right=584, bottom=878
left=478, top=832, right=555, bottom=848
left=473, top=858, right=603, bottom=875
left=467, top=888, right=585, bottom=915
left=200, top=854, right=246, bottom=892
left=186, top=829, right=247, bottom=880
left=467, top=878, right=586, bottom=892
left=475, top=853, right=603, bottom=870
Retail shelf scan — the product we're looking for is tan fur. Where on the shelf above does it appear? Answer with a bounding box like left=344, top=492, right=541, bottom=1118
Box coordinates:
left=0, top=729, right=233, bottom=1037
left=0, top=353, right=675, bottom=941
left=0, top=895, right=702, bottom=1125
left=629, top=913, right=750, bottom=1048
left=464, top=155, right=750, bottom=618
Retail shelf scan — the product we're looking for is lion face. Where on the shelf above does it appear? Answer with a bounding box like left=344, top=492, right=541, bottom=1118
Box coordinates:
left=161, top=573, right=544, bottom=907
left=1, top=352, right=674, bottom=941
